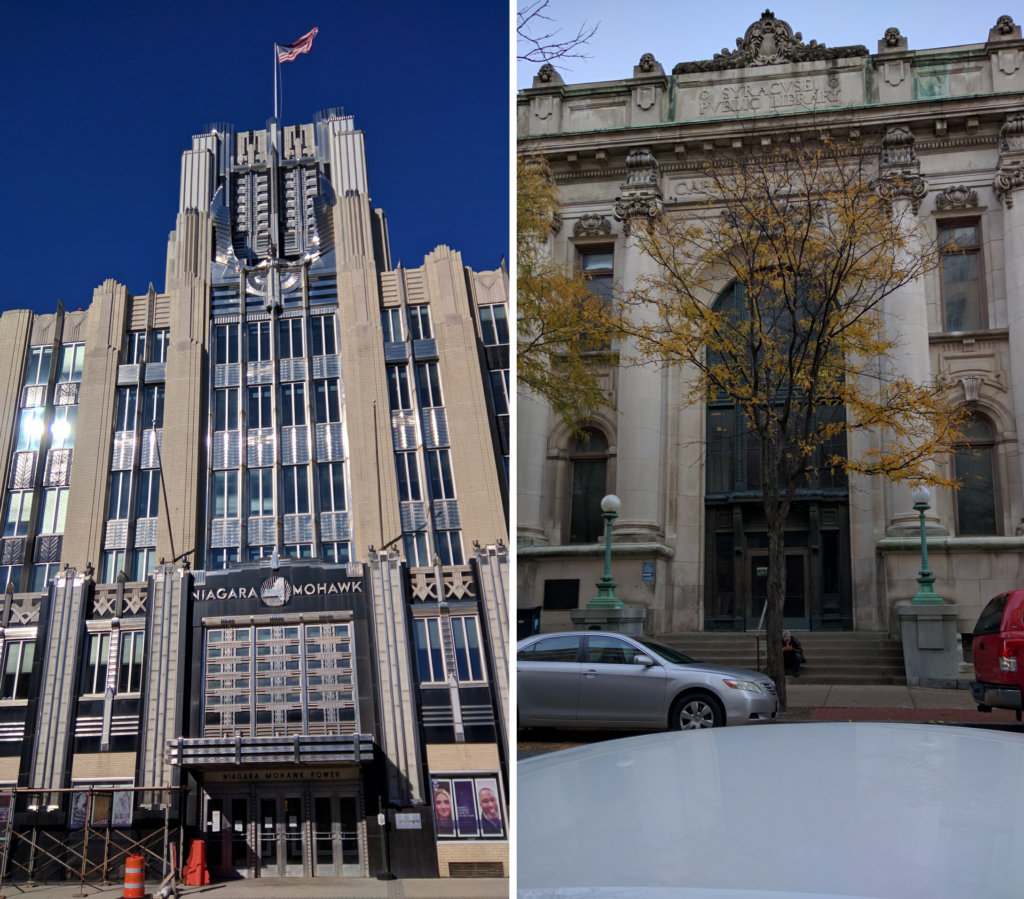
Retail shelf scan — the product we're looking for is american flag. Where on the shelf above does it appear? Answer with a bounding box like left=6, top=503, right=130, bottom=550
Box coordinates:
left=277, top=27, right=319, bottom=63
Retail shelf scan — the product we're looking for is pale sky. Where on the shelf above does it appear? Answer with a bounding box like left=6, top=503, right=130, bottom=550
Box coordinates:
left=516, top=1, right=1016, bottom=89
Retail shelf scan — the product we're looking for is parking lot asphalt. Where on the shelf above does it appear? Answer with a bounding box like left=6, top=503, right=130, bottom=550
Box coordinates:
left=518, top=684, right=1024, bottom=758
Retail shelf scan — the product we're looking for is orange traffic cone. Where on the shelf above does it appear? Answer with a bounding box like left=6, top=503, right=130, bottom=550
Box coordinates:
left=123, top=854, right=146, bottom=899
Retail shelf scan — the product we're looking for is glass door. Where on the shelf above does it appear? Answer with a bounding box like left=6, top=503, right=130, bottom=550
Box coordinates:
left=339, top=796, right=361, bottom=876
left=283, top=796, right=305, bottom=876
left=748, top=551, right=810, bottom=630
left=259, top=798, right=278, bottom=876
left=313, top=796, right=335, bottom=876
left=229, top=798, right=250, bottom=876
left=205, top=798, right=228, bottom=873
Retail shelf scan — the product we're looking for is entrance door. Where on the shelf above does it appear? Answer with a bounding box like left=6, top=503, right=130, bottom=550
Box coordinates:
left=312, top=794, right=362, bottom=877
left=283, top=796, right=305, bottom=876
left=259, top=798, right=279, bottom=876
left=229, top=798, right=251, bottom=876
left=204, top=796, right=251, bottom=878
left=749, top=551, right=810, bottom=630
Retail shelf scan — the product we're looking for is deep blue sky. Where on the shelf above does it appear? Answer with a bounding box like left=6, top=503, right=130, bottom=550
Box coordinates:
left=2, top=1, right=509, bottom=314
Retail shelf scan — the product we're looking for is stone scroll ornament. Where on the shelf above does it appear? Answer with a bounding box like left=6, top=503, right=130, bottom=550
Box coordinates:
left=672, top=9, right=869, bottom=73
left=573, top=215, right=612, bottom=237
left=995, top=113, right=1024, bottom=208
left=613, top=148, right=663, bottom=235
left=934, top=187, right=979, bottom=210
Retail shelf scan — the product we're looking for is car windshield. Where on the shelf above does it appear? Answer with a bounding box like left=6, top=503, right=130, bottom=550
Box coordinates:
left=636, top=638, right=696, bottom=665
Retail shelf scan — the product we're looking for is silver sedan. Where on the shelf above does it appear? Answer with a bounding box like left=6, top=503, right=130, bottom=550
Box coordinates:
left=517, top=631, right=778, bottom=730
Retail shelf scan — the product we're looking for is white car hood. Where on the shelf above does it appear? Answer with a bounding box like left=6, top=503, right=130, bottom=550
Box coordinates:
left=518, top=723, right=1024, bottom=899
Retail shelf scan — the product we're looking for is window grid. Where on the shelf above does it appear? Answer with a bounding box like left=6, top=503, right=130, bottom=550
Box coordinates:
left=408, top=306, right=432, bottom=341
left=118, top=631, right=145, bottom=693
left=0, top=640, right=35, bottom=701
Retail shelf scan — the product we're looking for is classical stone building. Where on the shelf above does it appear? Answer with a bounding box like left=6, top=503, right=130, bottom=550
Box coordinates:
left=517, top=13, right=1024, bottom=648
left=0, top=110, right=509, bottom=879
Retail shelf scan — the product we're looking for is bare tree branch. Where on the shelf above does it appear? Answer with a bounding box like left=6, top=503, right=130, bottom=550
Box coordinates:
left=517, top=0, right=599, bottom=65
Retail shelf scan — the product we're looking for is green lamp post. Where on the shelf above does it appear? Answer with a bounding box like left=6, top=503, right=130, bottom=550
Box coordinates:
left=588, top=494, right=625, bottom=609
left=910, top=485, right=943, bottom=605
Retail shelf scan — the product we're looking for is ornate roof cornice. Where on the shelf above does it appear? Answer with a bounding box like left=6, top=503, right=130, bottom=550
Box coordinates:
left=672, top=9, right=869, bottom=74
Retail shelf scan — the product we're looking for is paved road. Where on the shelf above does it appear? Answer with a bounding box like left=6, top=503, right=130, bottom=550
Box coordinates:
left=518, top=685, right=1024, bottom=759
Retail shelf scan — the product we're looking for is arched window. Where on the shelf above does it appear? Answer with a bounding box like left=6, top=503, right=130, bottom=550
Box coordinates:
left=569, top=428, right=609, bottom=544
left=954, top=414, right=999, bottom=536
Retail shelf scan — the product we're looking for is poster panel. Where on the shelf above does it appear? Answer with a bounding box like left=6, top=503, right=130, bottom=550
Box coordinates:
left=91, top=793, right=111, bottom=829
left=453, top=778, right=479, bottom=838
left=431, top=778, right=455, bottom=838
left=112, top=791, right=134, bottom=828
left=475, top=777, right=504, bottom=838
left=69, top=792, right=88, bottom=830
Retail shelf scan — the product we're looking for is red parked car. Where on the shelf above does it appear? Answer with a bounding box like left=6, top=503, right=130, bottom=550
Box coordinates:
left=971, top=591, right=1024, bottom=720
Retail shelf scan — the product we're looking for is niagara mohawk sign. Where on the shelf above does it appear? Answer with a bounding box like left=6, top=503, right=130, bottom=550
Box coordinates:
left=191, top=563, right=365, bottom=606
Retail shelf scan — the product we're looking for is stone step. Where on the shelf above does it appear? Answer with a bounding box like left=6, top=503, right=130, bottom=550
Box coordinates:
left=781, top=674, right=909, bottom=686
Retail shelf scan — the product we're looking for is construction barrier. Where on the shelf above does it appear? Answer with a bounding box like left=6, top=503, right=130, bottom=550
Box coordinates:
left=124, top=854, right=146, bottom=898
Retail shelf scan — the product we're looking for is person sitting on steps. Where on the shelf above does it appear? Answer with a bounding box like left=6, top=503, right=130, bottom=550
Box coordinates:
left=783, top=630, right=805, bottom=677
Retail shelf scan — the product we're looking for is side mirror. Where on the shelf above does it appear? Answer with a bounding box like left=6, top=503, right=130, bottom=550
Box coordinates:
left=633, top=653, right=655, bottom=667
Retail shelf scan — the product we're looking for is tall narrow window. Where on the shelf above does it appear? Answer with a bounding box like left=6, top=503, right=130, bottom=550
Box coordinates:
left=249, top=469, right=274, bottom=516
left=38, top=488, right=69, bottom=534
left=940, top=222, right=985, bottom=332
left=127, top=332, right=146, bottom=364
left=310, top=316, right=337, bottom=356
left=282, top=467, right=310, bottom=515
left=381, top=308, right=403, bottom=343
left=412, top=619, right=445, bottom=682
left=569, top=429, right=608, bottom=544
left=451, top=616, right=485, bottom=682
left=16, top=408, right=45, bottom=451
left=118, top=631, right=145, bottom=693
left=403, top=533, right=429, bottom=567
left=4, top=492, right=33, bottom=537
left=142, top=385, right=164, bottom=430
left=707, top=407, right=735, bottom=494
left=82, top=633, right=111, bottom=695
left=278, top=318, right=303, bottom=358
left=136, top=471, right=161, bottom=518
left=408, top=306, right=432, bottom=340
left=102, top=550, right=126, bottom=584
left=318, top=463, right=346, bottom=512
left=395, top=453, right=422, bottom=501
left=214, top=389, right=239, bottom=431
left=416, top=363, right=444, bottom=408
left=247, top=386, right=272, bottom=428
left=426, top=449, right=456, bottom=500
left=212, top=471, right=239, bottom=519
left=246, top=322, right=272, bottom=362
left=50, top=406, right=77, bottom=448
left=114, top=387, right=138, bottom=431
left=954, top=414, right=999, bottom=536
left=24, top=346, right=53, bottom=387
left=436, top=530, right=464, bottom=566
left=107, top=472, right=132, bottom=519
left=150, top=329, right=170, bottom=364
left=214, top=324, right=239, bottom=365
left=58, top=344, right=85, bottom=383
left=387, top=367, right=411, bottom=411
left=314, top=381, right=340, bottom=423
left=280, top=384, right=307, bottom=426
left=479, top=305, right=509, bottom=346
left=581, top=251, right=614, bottom=304
left=132, top=548, right=155, bottom=581
left=0, top=641, right=35, bottom=701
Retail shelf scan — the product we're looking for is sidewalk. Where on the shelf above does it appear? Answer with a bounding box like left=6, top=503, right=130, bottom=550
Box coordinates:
left=780, top=683, right=1022, bottom=724
left=0, top=878, right=509, bottom=899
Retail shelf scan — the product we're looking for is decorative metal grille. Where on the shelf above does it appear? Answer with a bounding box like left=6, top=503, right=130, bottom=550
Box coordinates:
left=412, top=339, right=438, bottom=360
left=433, top=500, right=461, bottom=530
left=22, top=385, right=46, bottom=408
left=315, top=423, right=344, bottom=461
left=400, top=501, right=429, bottom=532
left=140, top=429, right=163, bottom=469
left=34, top=535, right=62, bottom=563
left=210, top=518, right=240, bottom=548
left=110, top=432, right=137, bottom=470
left=44, top=448, right=73, bottom=486
left=212, top=431, right=241, bottom=469
left=247, top=517, right=276, bottom=546
left=280, top=426, right=310, bottom=465
left=319, top=512, right=351, bottom=542
left=246, top=429, right=276, bottom=468
left=54, top=382, right=80, bottom=405
left=278, top=358, right=307, bottom=382
left=117, top=364, right=141, bottom=385
left=144, top=362, right=166, bottom=383
left=1, top=538, right=25, bottom=566
left=384, top=342, right=408, bottom=362
left=312, top=355, right=340, bottom=379
left=391, top=411, right=417, bottom=451
left=421, top=407, right=449, bottom=448
left=213, top=363, right=240, bottom=388
left=104, top=520, right=129, bottom=550
left=9, top=452, right=36, bottom=489
left=283, top=514, right=314, bottom=544
left=203, top=627, right=253, bottom=738
left=246, top=361, right=273, bottom=385
left=135, top=518, right=158, bottom=547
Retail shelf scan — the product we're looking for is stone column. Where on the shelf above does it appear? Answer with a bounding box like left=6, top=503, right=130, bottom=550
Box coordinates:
left=612, top=149, right=666, bottom=543
left=876, top=127, right=943, bottom=535
left=995, top=113, right=1024, bottom=529
left=517, top=390, right=550, bottom=545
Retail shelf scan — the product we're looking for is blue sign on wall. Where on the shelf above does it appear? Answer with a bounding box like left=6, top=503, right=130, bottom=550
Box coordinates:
left=642, top=561, right=655, bottom=583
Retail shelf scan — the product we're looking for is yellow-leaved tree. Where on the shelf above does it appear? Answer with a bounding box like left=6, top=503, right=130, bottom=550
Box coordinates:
left=619, top=131, right=969, bottom=707
left=517, top=155, right=612, bottom=428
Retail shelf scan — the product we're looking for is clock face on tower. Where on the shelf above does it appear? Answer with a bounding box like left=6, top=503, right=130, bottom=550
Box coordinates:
left=260, top=576, right=291, bottom=607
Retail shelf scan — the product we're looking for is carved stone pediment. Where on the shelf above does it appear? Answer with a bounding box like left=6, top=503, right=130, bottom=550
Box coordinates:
left=673, top=10, right=869, bottom=74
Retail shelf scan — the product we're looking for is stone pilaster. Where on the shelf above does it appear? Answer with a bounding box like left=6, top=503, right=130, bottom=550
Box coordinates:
left=876, top=127, right=943, bottom=535
left=995, top=113, right=1024, bottom=532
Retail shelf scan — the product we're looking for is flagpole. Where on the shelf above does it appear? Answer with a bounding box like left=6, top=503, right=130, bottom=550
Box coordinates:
left=273, top=44, right=278, bottom=119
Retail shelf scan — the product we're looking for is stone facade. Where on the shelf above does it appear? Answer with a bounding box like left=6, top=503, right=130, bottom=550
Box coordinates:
left=517, top=13, right=1024, bottom=643
left=0, top=109, right=509, bottom=880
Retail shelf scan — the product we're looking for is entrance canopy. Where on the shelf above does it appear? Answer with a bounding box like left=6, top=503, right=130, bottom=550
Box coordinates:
left=166, top=733, right=374, bottom=767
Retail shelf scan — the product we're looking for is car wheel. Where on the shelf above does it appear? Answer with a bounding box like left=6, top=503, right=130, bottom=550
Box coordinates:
left=670, top=693, right=724, bottom=730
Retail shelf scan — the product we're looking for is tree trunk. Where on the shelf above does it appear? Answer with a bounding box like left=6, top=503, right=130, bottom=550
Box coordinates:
left=763, top=508, right=788, bottom=709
